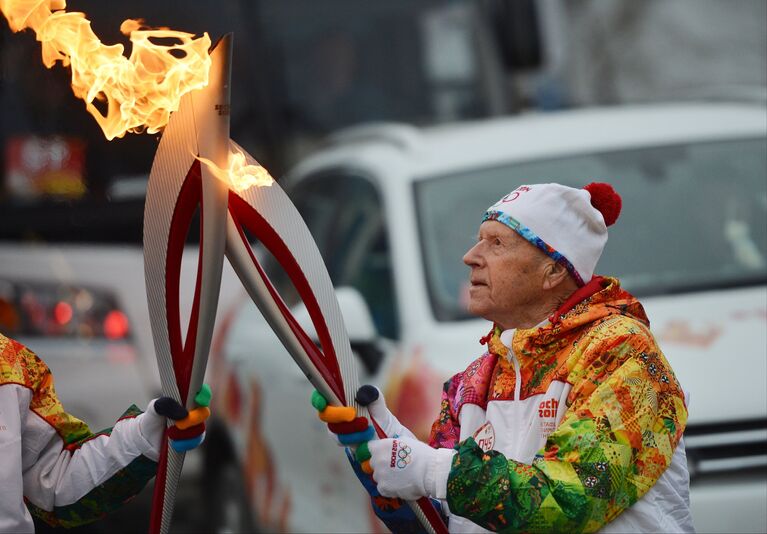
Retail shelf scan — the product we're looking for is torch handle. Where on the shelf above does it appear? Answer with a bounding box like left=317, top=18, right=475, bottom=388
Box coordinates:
left=185, top=33, right=233, bottom=409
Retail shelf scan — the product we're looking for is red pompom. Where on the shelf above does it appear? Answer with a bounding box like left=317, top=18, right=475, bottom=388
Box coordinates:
left=583, top=182, right=622, bottom=226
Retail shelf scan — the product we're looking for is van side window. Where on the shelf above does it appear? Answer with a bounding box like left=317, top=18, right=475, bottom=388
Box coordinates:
left=291, top=172, right=399, bottom=340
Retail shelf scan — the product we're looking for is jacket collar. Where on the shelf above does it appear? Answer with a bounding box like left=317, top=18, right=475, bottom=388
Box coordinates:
left=485, top=276, right=648, bottom=360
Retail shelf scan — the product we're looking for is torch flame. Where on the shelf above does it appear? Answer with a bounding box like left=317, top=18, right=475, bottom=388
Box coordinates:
left=197, top=149, right=275, bottom=193
left=0, top=0, right=211, bottom=140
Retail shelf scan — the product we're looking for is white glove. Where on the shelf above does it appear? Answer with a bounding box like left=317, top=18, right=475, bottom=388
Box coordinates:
left=137, top=396, right=210, bottom=458
left=135, top=399, right=167, bottom=461
left=368, top=436, right=456, bottom=500
left=363, top=386, right=416, bottom=440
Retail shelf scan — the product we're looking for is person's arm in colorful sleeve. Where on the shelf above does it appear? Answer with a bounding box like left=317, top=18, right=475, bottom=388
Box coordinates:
left=24, top=388, right=211, bottom=528
left=445, top=333, right=687, bottom=533
left=354, top=375, right=462, bottom=509
left=12, top=340, right=211, bottom=528
left=428, top=375, right=462, bottom=449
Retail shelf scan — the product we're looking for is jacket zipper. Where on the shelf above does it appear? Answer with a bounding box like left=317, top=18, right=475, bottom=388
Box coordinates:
left=500, top=329, right=523, bottom=400
left=509, top=348, right=522, bottom=401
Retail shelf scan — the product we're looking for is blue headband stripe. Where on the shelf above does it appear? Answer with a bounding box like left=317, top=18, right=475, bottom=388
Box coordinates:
left=482, top=210, right=585, bottom=286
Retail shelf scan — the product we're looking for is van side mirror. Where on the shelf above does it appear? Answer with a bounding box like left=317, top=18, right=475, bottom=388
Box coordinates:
left=290, top=286, right=384, bottom=375
left=335, top=287, right=376, bottom=343
left=335, top=287, right=385, bottom=375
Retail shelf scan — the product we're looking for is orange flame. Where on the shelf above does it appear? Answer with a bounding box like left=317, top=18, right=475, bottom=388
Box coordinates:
left=0, top=0, right=211, bottom=140
left=197, top=148, right=275, bottom=192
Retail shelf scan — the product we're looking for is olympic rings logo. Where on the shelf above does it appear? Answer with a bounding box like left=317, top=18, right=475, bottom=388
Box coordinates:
left=396, top=444, right=412, bottom=469
left=501, top=185, right=531, bottom=203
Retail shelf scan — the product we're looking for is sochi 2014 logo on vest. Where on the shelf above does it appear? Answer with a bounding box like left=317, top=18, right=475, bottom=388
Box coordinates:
left=539, top=398, right=559, bottom=438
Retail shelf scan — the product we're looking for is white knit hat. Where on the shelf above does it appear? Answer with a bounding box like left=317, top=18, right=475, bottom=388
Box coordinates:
left=482, top=182, right=622, bottom=285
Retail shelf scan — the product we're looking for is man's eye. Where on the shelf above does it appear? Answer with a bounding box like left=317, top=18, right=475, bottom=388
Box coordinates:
left=494, top=238, right=502, bottom=246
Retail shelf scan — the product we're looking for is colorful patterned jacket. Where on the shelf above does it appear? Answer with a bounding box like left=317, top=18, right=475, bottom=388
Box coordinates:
left=424, top=276, right=693, bottom=533
left=0, top=334, right=159, bottom=533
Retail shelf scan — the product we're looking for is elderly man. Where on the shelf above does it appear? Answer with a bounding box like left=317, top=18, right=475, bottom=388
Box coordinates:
left=315, top=182, right=693, bottom=533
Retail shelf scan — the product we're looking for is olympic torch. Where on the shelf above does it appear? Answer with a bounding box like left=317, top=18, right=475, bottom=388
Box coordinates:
left=143, top=34, right=231, bottom=534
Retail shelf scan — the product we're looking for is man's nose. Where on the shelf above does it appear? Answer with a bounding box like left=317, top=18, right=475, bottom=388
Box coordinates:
left=463, top=242, right=482, bottom=267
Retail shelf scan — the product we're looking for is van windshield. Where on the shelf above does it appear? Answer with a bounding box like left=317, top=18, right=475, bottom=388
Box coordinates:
left=415, top=137, right=767, bottom=321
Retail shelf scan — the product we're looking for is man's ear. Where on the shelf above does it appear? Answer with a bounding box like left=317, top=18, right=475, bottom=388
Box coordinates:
left=542, top=261, right=570, bottom=290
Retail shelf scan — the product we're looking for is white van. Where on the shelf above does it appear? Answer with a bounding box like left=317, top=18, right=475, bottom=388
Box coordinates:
left=205, top=103, right=767, bottom=533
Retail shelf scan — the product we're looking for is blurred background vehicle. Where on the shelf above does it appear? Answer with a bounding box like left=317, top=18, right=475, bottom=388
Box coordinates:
left=1, top=1, right=765, bottom=533
left=207, top=103, right=767, bottom=533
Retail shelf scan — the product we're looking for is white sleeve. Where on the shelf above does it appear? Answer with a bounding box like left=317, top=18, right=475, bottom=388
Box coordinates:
left=0, top=337, right=164, bottom=530
left=22, top=399, right=165, bottom=512
left=1, top=385, right=34, bottom=533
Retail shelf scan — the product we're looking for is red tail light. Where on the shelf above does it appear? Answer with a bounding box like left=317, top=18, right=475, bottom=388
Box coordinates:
left=104, top=310, right=130, bottom=340
left=54, top=301, right=73, bottom=325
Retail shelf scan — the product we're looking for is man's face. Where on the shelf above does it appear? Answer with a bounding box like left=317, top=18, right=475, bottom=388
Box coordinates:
left=462, top=221, right=548, bottom=329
